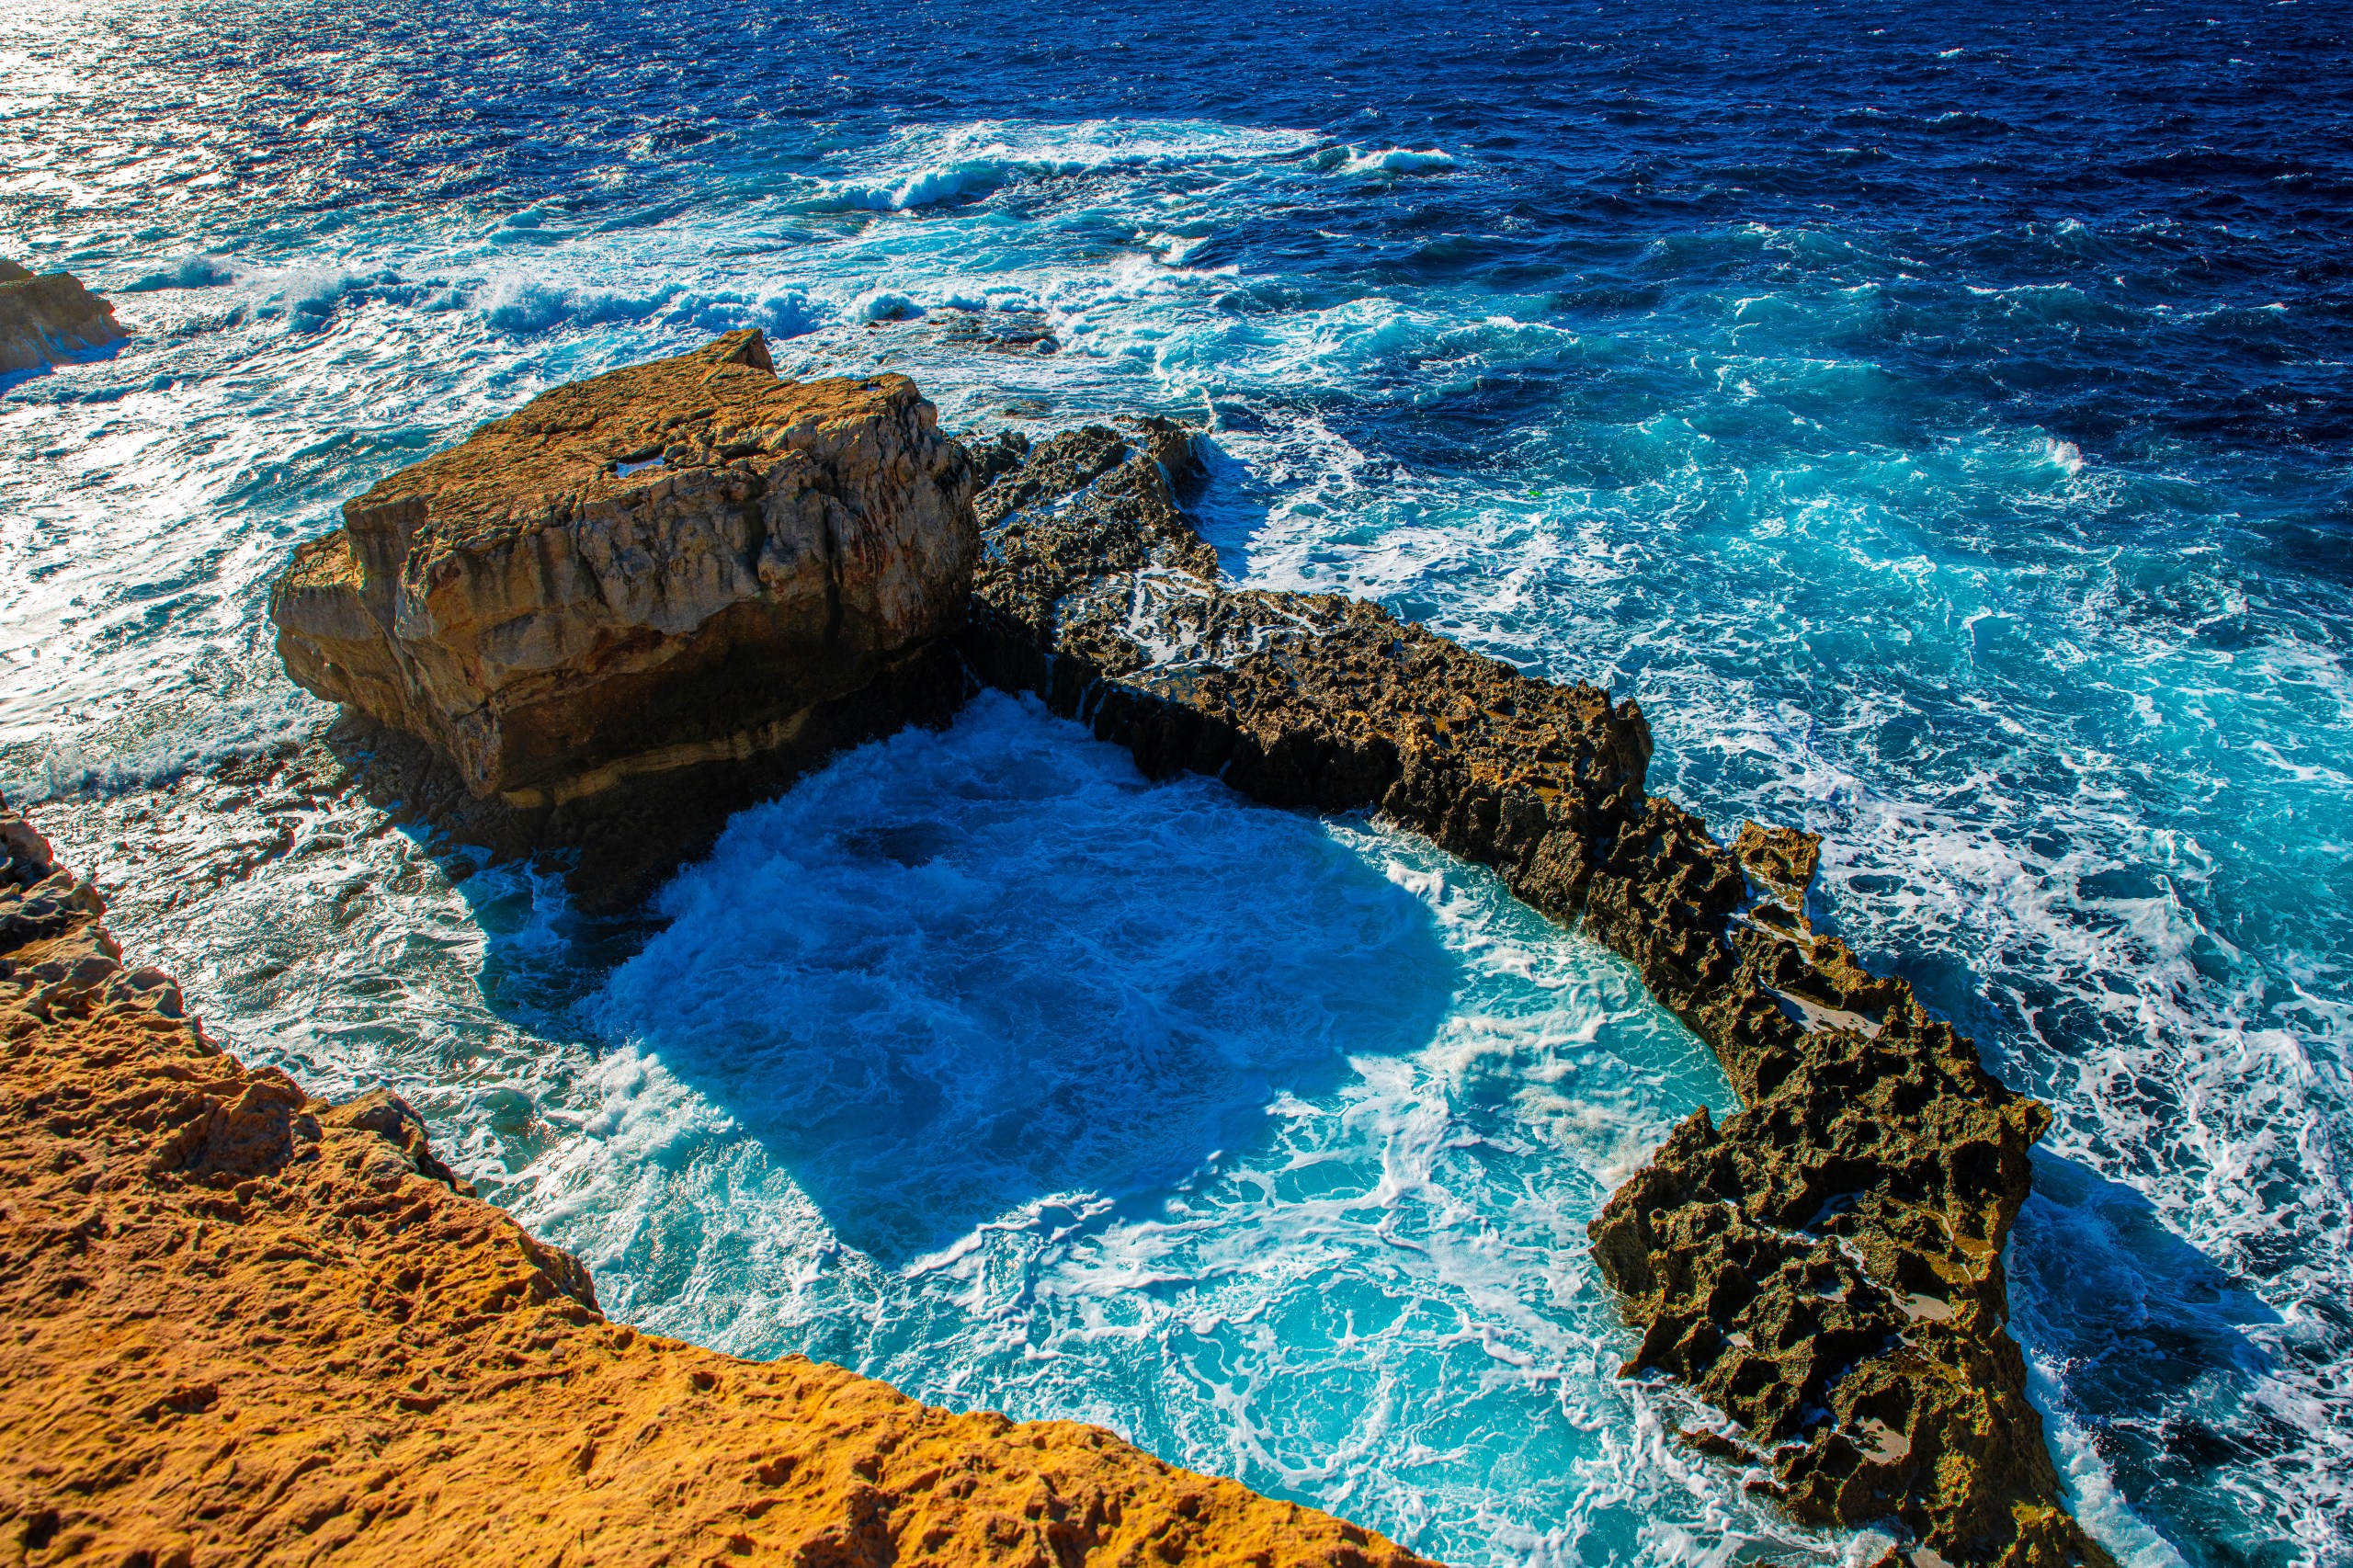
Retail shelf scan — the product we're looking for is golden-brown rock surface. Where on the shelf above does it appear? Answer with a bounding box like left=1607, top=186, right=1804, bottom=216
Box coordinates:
left=269, top=329, right=977, bottom=805
left=267, top=329, right=982, bottom=910
left=0, top=263, right=125, bottom=375
left=0, top=797, right=1438, bottom=1568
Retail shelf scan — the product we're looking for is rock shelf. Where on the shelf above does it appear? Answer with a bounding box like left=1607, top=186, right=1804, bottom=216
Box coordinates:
left=236, top=339, right=2112, bottom=1566
left=957, top=423, right=2113, bottom=1568
left=0, top=795, right=1437, bottom=1568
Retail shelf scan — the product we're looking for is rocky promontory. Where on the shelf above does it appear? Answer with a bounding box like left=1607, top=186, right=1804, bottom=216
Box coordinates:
left=243, top=341, right=2111, bottom=1565
left=955, top=424, right=2112, bottom=1568
left=0, top=794, right=1438, bottom=1567
left=269, top=330, right=977, bottom=908
left=0, top=261, right=126, bottom=375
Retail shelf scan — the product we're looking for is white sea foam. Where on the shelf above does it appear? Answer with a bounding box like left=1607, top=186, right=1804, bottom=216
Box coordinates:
left=1333, top=145, right=1458, bottom=176
left=12, top=104, right=2349, bottom=1568
left=817, top=119, right=1319, bottom=211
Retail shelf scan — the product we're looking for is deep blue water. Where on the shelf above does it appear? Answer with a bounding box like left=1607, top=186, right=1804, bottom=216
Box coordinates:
left=5, top=2, right=2350, bottom=1564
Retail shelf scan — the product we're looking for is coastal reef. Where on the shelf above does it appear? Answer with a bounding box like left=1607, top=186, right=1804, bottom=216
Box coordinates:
left=956, top=424, right=2113, bottom=1568
left=0, top=262, right=125, bottom=375
left=267, top=330, right=977, bottom=909
left=245, top=338, right=2109, bottom=1564
left=0, top=794, right=1438, bottom=1568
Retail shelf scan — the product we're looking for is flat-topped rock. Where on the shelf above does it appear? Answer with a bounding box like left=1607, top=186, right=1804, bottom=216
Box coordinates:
left=0, top=263, right=125, bottom=374
left=274, top=329, right=976, bottom=801
left=268, top=330, right=979, bottom=908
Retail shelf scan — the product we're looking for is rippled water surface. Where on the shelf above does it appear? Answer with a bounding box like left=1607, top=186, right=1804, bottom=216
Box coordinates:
left=6, top=3, right=2350, bottom=1564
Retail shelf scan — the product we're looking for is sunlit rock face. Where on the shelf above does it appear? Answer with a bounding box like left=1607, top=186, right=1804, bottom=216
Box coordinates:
left=267, top=330, right=979, bottom=908
left=0, top=262, right=125, bottom=373
left=0, top=793, right=1443, bottom=1568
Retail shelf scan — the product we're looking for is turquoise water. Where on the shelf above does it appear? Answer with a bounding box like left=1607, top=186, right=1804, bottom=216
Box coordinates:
left=6, top=3, right=2349, bottom=1563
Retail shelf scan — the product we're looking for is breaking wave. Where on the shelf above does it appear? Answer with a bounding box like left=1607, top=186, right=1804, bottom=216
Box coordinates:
left=9, top=3, right=2351, bottom=1562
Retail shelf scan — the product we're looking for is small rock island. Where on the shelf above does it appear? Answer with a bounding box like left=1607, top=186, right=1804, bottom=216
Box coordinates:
left=0, top=260, right=125, bottom=375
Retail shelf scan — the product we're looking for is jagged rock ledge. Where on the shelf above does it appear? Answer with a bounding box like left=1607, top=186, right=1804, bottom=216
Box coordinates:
left=955, top=424, right=2113, bottom=1568
left=0, top=261, right=125, bottom=376
left=244, top=337, right=2108, bottom=1564
left=0, top=797, right=1438, bottom=1567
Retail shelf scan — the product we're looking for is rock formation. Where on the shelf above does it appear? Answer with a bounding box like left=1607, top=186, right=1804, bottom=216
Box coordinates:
left=0, top=262, right=126, bottom=374
left=955, top=424, right=2113, bottom=1568
left=0, top=792, right=1438, bottom=1568
left=251, top=334, right=2112, bottom=1562
left=268, top=330, right=977, bottom=909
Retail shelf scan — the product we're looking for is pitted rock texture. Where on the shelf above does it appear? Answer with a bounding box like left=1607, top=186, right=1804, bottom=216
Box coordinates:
left=267, top=330, right=979, bottom=911
left=0, top=796, right=1439, bottom=1568
left=959, top=423, right=1654, bottom=915
left=0, top=263, right=125, bottom=374
left=1586, top=812, right=2101, bottom=1568
left=958, top=424, right=2111, bottom=1568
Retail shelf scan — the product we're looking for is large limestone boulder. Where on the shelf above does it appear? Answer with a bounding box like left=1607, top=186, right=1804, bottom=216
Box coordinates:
left=269, top=330, right=979, bottom=904
left=0, top=262, right=126, bottom=373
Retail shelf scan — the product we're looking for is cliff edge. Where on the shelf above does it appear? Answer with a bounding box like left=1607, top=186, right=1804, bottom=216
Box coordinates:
left=0, top=795, right=1438, bottom=1568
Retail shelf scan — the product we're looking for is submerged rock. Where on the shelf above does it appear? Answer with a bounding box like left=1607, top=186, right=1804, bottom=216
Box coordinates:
left=0, top=262, right=126, bottom=374
left=0, top=791, right=1438, bottom=1567
left=957, top=423, right=2114, bottom=1568
left=267, top=330, right=978, bottom=908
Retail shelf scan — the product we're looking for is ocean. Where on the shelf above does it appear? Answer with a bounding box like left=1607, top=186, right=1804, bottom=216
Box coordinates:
left=4, top=1, right=2348, bottom=1562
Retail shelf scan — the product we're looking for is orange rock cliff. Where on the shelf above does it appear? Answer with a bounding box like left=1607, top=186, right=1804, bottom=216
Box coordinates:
left=0, top=800, right=1438, bottom=1568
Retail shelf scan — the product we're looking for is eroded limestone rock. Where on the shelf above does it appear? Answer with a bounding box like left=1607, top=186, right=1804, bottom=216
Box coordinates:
left=0, top=792, right=1438, bottom=1567
left=267, top=330, right=980, bottom=908
left=0, top=263, right=125, bottom=374
left=956, top=422, right=2113, bottom=1568
left=959, top=422, right=1654, bottom=910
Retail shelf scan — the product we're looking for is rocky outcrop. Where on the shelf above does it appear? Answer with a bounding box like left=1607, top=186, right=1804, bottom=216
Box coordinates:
left=245, top=331, right=2111, bottom=1562
left=267, top=330, right=978, bottom=910
left=0, top=793, right=1439, bottom=1568
left=957, top=424, right=1653, bottom=909
left=0, top=263, right=126, bottom=374
left=955, top=424, right=2113, bottom=1568
left=1584, top=813, right=2090, bottom=1567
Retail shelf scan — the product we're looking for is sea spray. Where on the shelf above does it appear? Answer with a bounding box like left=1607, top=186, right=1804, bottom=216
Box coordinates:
left=9, top=4, right=2349, bottom=1561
